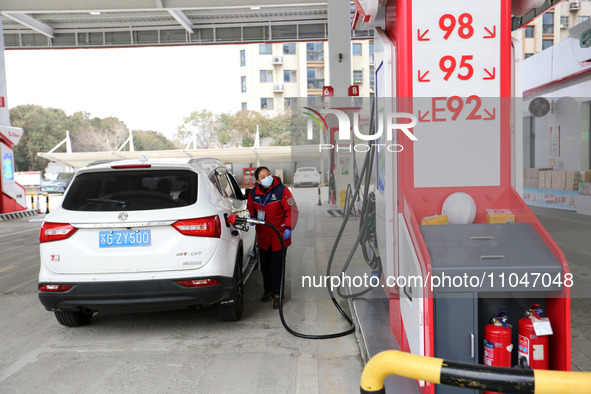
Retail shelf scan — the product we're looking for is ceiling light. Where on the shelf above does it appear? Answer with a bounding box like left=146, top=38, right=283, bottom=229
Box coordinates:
left=89, top=11, right=101, bottom=15
left=250, top=6, right=261, bottom=10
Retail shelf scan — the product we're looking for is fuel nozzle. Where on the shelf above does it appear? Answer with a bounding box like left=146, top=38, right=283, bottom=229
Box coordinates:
left=226, top=214, right=242, bottom=226
left=225, top=214, right=264, bottom=228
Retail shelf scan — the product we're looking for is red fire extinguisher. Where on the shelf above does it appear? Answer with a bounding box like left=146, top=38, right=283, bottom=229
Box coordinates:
left=518, top=304, right=552, bottom=370
left=484, top=311, right=513, bottom=367
left=483, top=311, right=513, bottom=394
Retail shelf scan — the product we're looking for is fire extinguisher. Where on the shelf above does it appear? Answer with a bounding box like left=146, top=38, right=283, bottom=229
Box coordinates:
left=483, top=311, right=513, bottom=394
left=484, top=311, right=513, bottom=368
left=518, top=304, right=551, bottom=370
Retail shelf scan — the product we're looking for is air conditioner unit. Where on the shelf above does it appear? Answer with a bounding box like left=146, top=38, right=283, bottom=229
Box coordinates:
left=272, top=56, right=283, bottom=64
left=273, top=84, right=284, bottom=92
left=570, top=1, right=581, bottom=11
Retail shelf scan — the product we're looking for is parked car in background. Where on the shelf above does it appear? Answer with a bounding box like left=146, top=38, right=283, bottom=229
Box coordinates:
left=38, top=157, right=257, bottom=326
left=40, top=172, right=74, bottom=193
left=293, top=167, right=321, bottom=187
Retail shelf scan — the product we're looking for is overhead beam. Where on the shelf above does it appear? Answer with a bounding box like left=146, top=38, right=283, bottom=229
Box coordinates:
left=167, top=10, right=194, bottom=33
left=155, top=0, right=194, bottom=33
left=1, top=12, right=54, bottom=38
left=0, top=0, right=327, bottom=13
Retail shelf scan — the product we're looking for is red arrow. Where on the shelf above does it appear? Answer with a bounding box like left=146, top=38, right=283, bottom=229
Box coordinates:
left=418, top=70, right=430, bottom=82
left=417, top=29, right=430, bottom=41
left=418, top=110, right=430, bottom=122
left=484, top=108, right=496, bottom=120
left=483, top=67, right=496, bottom=80
left=484, top=26, right=496, bottom=39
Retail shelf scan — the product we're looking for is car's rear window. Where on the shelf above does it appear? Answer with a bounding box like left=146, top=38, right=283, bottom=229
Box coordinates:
left=62, top=169, right=198, bottom=211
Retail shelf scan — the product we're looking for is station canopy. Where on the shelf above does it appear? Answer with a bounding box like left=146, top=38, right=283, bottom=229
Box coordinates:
left=0, top=0, right=372, bottom=49
left=38, top=146, right=322, bottom=170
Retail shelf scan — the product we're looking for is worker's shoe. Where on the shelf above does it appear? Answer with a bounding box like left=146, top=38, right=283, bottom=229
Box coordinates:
left=261, top=291, right=272, bottom=302
left=273, top=294, right=280, bottom=310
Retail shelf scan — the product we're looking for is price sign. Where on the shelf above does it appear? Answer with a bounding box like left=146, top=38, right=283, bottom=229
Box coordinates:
left=322, top=86, right=334, bottom=97
left=412, top=1, right=500, bottom=97
left=411, top=0, right=503, bottom=188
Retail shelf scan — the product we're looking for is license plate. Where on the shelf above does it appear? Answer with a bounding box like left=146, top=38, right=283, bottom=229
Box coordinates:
left=99, top=230, right=151, bottom=248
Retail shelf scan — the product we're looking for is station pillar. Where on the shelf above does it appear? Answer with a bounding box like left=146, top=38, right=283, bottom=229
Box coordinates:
left=0, top=18, right=26, bottom=213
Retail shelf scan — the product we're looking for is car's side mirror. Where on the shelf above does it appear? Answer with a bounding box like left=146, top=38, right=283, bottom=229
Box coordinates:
left=244, top=188, right=251, bottom=199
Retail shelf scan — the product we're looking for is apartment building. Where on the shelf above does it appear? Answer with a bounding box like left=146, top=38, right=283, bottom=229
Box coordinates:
left=238, top=40, right=374, bottom=117
left=513, top=0, right=591, bottom=58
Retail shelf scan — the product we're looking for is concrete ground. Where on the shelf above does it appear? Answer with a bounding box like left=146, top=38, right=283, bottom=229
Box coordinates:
left=529, top=206, right=591, bottom=372
left=0, top=189, right=363, bottom=394
left=0, top=188, right=589, bottom=394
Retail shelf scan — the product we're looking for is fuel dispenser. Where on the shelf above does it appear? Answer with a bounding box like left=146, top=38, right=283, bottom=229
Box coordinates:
left=0, top=125, right=26, bottom=213
left=361, top=0, right=571, bottom=393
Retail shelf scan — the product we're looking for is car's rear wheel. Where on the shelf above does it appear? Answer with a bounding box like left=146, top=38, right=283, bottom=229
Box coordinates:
left=54, top=310, right=93, bottom=327
left=217, top=256, right=244, bottom=322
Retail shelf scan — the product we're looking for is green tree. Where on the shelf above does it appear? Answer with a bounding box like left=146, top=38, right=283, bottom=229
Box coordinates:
left=176, top=110, right=218, bottom=148
left=226, top=110, right=269, bottom=147
left=268, top=114, right=293, bottom=146
left=10, top=105, right=68, bottom=171
left=132, top=130, right=177, bottom=150
left=216, top=113, right=235, bottom=147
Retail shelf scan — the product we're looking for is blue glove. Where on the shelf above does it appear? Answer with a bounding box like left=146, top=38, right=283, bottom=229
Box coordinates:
left=283, top=229, right=291, bottom=240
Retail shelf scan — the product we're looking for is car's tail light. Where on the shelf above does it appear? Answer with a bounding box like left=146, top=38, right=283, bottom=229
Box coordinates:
left=172, top=215, right=221, bottom=238
left=39, top=284, right=73, bottom=292
left=176, top=279, right=221, bottom=287
left=40, top=222, right=77, bottom=243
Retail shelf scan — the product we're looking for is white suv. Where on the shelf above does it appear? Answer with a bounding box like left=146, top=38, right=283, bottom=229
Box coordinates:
left=38, top=157, right=257, bottom=326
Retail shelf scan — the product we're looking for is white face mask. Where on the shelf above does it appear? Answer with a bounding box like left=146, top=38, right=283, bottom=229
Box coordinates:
left=260, top=175, right=273, bottom=188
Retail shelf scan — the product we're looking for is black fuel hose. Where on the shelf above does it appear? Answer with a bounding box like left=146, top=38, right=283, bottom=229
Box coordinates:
left=240, top=217, right=354, bottom=339
left=232, top=100, right=381, bottom=339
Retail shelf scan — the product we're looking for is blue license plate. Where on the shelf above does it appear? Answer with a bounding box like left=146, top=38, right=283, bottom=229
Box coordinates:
left=99, top=230, right=151, bottom=248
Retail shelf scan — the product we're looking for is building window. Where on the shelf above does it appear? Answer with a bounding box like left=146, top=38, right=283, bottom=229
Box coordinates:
left=240, top=50, right=245, bottom=67
left=307, top=96, right=323, bottom=108
left=241, top=102, right=247, bottom=111
left=353, top=70, right=363, bottom=84
left=578, top=16, right=590, bottom=24
left=560, top=16, right=569, bottom=29
left=260, top=70, right=273, bottom=83
left=542, top=13, right=554, bottom=35
left=542, top=39, right=553, bottom=50
left=306, top=42, right=324, bottom=61
left=259, top=44, right=272, bottom=54
left=283, top=43, right=296, bottom=55
left=307, top=67, right=324, bottom=89
left=261, top=98, right=274, bottom=110
left=369, top=41, right=374, bottom=64
left=284, top=98, right=292, bottom=110
left=283, top=70, right=297, bottom=83
left=353, top=43, right=362, bottom=56
left=369, top=66, right=375, bottom=92
left=524, top=53, right=534, bottom=59
left=241, top=76, right=246, bottom=93
left=525, top=25, right=534, bottom=38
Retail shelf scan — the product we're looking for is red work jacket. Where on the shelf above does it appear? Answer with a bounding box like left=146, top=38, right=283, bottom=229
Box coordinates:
left=247, top=176, right=298, bottom=251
